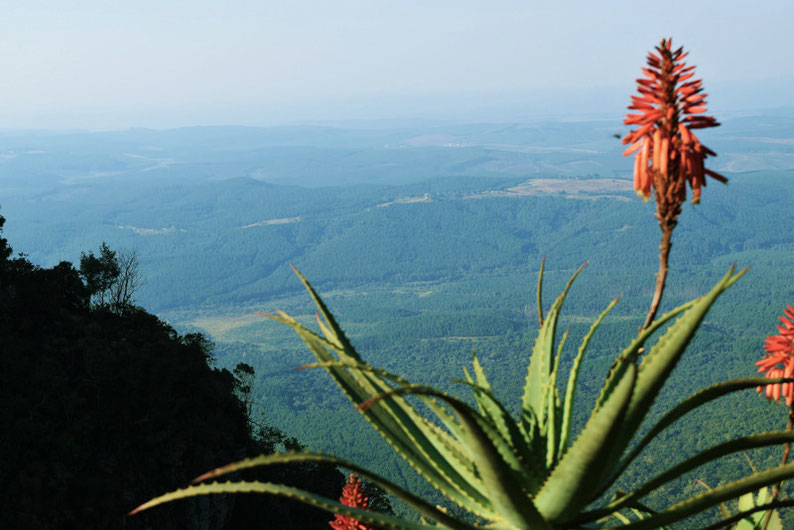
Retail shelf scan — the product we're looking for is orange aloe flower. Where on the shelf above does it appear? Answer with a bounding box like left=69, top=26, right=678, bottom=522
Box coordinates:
left=330, top=473, right=374, bottom=530
left=622, top=38, right=725, bottom=205
left=757, top=305, right=794, bottom=405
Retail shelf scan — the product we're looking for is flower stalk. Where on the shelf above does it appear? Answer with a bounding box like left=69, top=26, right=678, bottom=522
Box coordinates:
left=622, top=38, right=724, bottom=329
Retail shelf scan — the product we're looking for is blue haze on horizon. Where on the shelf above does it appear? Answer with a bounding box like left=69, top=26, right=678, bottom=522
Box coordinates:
left=0, top=0, right=792, bottom=130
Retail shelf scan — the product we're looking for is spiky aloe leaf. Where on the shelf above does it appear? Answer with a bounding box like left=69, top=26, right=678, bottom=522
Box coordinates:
left=267, top=312, right=494, bottom=517
left=742, top=487, right=782, bottom=530
left=522, top=263, right=586, bottom=424
left=130, top=480, right=457, bottom=530
left=694, top=479, right=732, bottom=521
left=189, top=451, right=477, bottom=529
left=518, top=407, right=546, bottom=483
left=605, top=461, right=794, bottom=530
left=283, top=266, right=470, bottom=486
left=737, top=489, right=755, bottom=515
left=304, top=353, right=495, bottom=491
left=594, top=491, right=672, bottom=529
left=592, top=296, right=698, bottom=414
left=462, top=367, right=484, bottom=415
left=605, top=377, right=794, bottom=490
left=700, top=501, right=793, bottom=530
left=452, top=379, right=546, bottom=493
left=267, top=270, right=501, bottom=515
left=580, top=431, right=794, bottom=522
left=300, top=360, right=411, bottom=384
left=545, top=327, right=567, bottom=469
left=463, top=353, right=500, bottom=424
left=536, top=256, right=546, bottom=326
left=533, top=362, right=636, bottom=522
left=625, top=266, right=746, bottom=423
left=558, top=297, right=620, bottom=461
left=363, top=385, right=552, bottom=530
left=309, top=356, right=488, bottom=495
left=599, top=266, right=747, bottom=488
left=289, top=264, right=361, bottom=360
left=624, top=509, right=676, bottom=530
left=290, top=332, right=495, bottom=518
left=735, top=489, right=771, bottom=530
left=416, top=416, right=479, bottom=482
left=471, top=351, right=491, bottom=392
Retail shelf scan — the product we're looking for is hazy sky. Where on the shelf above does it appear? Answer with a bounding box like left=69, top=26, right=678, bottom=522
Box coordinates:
left=0, top=0, right=792, bottom=129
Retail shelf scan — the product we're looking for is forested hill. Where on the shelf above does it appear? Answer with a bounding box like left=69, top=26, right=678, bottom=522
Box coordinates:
left=2, top=116, right=793, bottom=316
left=0, top=215, right=350, bottom=529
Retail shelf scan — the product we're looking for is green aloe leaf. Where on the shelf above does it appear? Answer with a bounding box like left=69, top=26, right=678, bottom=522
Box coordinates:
left=745, top=488, right=783, bottom=530
left=130, top=480, right=459, bottom=530
left=189, top=451, right=478, bottom=529
left=592, top=296, right=698, bottom=414
left=558, top=297, right=620, bottom=461
left=267, top=312, right=494, bottom=516
left=452, top=379, right=546, bottom=493
left=267, top=275, right=502, bottom=516
left=735, top=491, right=760, bottom=530
left=593, top=491, right=672, bottom=529
left=605, top=377, right=794, bottom=491
left=462, top=367, right=484, bottom=415
left=604, top=461, right=794, bottom=529
left=463, top=353, right=498, bottom=426
left=300, top=359, right=412, bottom=385
left=364, top=385, right=552, bottom=529
left=737, top=490, right=755, bottom=514
left=545, top=327, right=567, bottom=469
left=533, top=362, right=636, bottom=523
left=518, top=407, right=546, bottom=481
left=624, top=266, right=747, bottom=429
left=522, top=263, right=586, bottom=424
left=416, top=416, right=480, bottom=482
left=699, top=501, right=792, bottom=530
left=536, top=256, right=546, bottom=326
left=581, top=431, right=794, bottom=521
left=301, top=360, right=491, bottom=496
left=697, top=479, right=733, bottom=523
left=289, top=265, right=361, bottom=360
left=599, top=266, right=747, bottom=487
left=471, top=351, right=492, bottom=392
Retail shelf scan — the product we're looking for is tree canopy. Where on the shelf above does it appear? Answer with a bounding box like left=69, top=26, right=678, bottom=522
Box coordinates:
left=0, top=216, right=354, bottom=529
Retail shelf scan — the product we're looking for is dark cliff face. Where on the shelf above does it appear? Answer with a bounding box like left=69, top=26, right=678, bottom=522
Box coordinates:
left=0, top=216, right=344, bottom=529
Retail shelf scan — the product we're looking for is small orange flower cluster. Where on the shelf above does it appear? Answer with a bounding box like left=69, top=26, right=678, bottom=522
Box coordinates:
left=757, top=305, right=794, bottom=405
left=330, top=473, right=374, bottom=530
left=623, top=38, right=725, bottom=205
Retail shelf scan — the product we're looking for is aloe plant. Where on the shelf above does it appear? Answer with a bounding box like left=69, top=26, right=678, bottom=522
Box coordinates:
left=132, top=263, right=794, bottom=528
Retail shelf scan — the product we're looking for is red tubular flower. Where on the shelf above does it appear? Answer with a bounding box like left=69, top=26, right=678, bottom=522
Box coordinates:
left=330, top=473, right=374, bottom=530
left=622, top=38, right=725, bottom=205
left=757, top=305, right=794, bottom=405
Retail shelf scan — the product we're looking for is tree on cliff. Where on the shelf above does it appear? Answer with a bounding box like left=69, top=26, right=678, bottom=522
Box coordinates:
left=79, top=242, right=143, bottom=313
